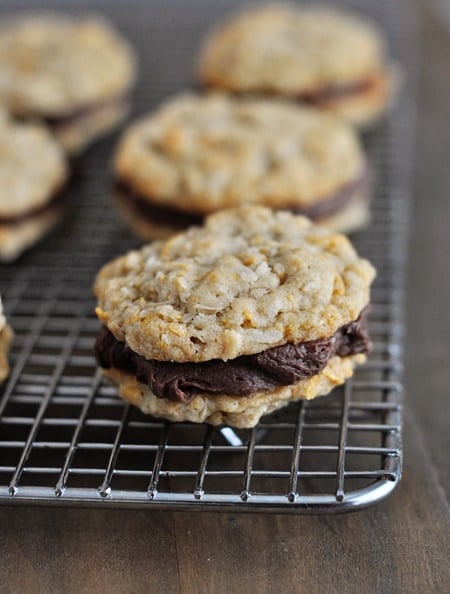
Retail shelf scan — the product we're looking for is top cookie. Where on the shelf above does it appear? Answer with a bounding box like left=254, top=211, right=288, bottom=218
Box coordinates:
left=0, top=111, right=67, bottom=218
left=95, top=206, right=375, bottom=363
left=0, top=13, right=136, bottom=118
left=0, top=296, right=6, bottom=335
left=114, top=93, right=365, bottom=214
left=198, top=4, right=387, bottom=95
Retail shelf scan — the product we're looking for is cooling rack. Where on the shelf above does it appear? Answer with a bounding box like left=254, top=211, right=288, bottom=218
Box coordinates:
left=0, top=0, right=417, bottom=512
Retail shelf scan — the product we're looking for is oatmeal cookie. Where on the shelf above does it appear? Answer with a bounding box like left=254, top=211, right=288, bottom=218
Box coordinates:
left=114, top=93, right=370, bottom=238
left=0, top=14, right=136, bottom=154
left=94, top=206, right=375, bottom=427
left=198, top=5, right=398, bottom=128
left=0, top=112, right=68, bottom=261
left=0, top=297, right=13, bottom=383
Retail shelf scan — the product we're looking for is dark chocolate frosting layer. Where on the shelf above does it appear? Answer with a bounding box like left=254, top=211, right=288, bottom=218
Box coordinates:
left=39, top=95, right=125, bottom=128
left=296, top=77, right=377, bottom=105
left=115, top=181, right=203, bottom=230
left=0, top=184, right=67, bottom=226
left=225, top=76, right=377, bottom=105
left=95, top=308, right=370, bottom=403
left=115, top=166, right=368, bottom=231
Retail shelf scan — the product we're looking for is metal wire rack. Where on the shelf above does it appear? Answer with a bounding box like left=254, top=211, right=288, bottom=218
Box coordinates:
left=0, top=0, right=417, bottom=512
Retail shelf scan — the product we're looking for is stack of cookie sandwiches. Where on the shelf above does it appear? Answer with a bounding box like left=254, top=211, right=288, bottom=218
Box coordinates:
left=113, top=93, right=370, bottom=239
left=0, top=111, right=68, bottom=261
left=0, top=296, right=12, bottom=383
left=0, top=13, right=136, bottom=155
left=94, top=206, right=375, bottom=428
left=198, top=4, right=398, bottom=128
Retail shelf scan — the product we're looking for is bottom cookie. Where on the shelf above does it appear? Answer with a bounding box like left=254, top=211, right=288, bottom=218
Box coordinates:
left=113, top=187, right=370, bottom=241
left=0, top=323, right=13, bottom=384
left=319, top=191, right=371, bottom=234
left=0, top=202, right=65, bottom=262
left=102, top=354, right=365, bottom=428
left=51, top=98, right=130, bottom=156
left=310, top=67, right=400, bottom=129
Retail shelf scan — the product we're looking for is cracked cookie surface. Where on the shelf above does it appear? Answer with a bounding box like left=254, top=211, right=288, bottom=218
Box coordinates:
left=115, top=93, right=366, bottom=215
left=0, top=13, right=136, bottom=117
left=95, top=206, right=375, bottom=363
left=0, top=112, right=67, bottom=217
left=198, top=5, right=387, bottom=94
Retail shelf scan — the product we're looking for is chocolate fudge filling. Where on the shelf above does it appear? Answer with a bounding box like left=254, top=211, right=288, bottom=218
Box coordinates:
left=95, top=307, right=371, bottom=403
left=224, top=76, right=379, bottom=105
left=115, top=181, right=203, bottom=230
left=115, top=167, right=368, bottom=231
left=18, top=96, right=126, bottom=129
left=291, top=168, right=369, bottom=220
left=0, top=184, right=67, bottom=226
left=296, top=76, right=378, bottom=105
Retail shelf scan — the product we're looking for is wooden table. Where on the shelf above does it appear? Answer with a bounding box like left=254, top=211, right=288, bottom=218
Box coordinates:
left=1, top=3, right=449, bottom=593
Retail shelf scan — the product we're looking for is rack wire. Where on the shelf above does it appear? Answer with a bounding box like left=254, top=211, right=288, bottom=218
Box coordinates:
left=0, top=0, right=417, bottom=512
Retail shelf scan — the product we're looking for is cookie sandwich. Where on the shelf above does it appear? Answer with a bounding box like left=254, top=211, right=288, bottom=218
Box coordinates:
left=0, top=14, right=136, bottom=154
left=114, top=93, right=370, bottom=239
left=0, top=112, right=68, bottom=261
left=198, top=5, right=398, bottom=128
left=0, top=296, right=13, bottom=383
left=94, top=206, right=375, bottom=428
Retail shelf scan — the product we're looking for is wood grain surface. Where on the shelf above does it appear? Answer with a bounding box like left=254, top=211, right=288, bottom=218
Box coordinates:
left=0, top=2, right=449, bottom=593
